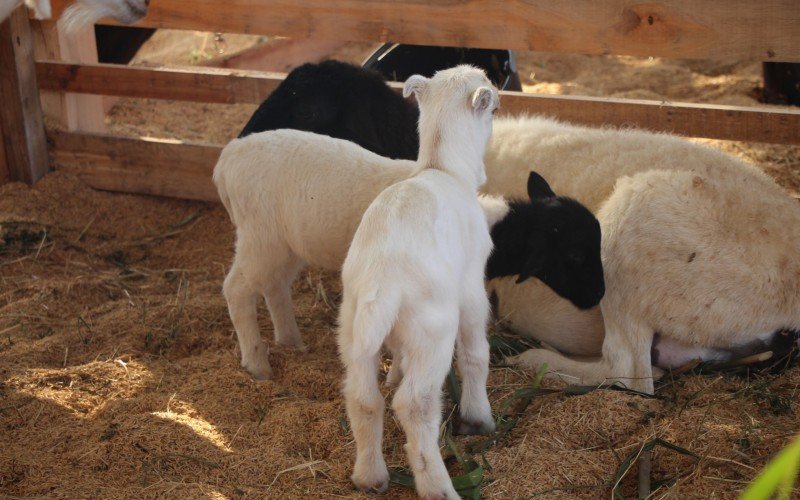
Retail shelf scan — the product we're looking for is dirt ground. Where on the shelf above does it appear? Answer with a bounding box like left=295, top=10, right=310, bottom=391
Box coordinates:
left=2, top=32, right=800, bottom=498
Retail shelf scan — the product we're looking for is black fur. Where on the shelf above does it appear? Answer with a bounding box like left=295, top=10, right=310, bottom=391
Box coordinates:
left=486, top=172, right=605, bottom=310
left=239, top=60, right=420, bottom=160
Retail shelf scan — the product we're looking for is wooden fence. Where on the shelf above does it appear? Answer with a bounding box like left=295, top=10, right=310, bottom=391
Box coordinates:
left=1, top=0, right=799, bottom=200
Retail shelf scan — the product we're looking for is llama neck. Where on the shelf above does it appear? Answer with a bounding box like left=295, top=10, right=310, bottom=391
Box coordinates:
left=416, top=114, right=487, bottom=191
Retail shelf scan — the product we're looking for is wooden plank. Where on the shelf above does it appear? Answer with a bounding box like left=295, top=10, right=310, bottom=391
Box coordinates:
left=0, top=7, right=49, bottom=184
left=38, top=62, right=800, bottom=144
left=48, top=130, right=219, bottom=201
left=32, top=20, right=105, bottom=133
left=37, top=61, right=283, bottom=104
left=0, top=119, right=8, bottom=185
left=203, top=37, right=348, bottom=72
left=496, top=91, right=800, bottom=145
left=49, top=0, right=800, bottom=62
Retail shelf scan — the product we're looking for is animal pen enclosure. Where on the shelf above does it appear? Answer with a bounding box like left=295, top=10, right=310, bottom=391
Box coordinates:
left=1, top=0, right=799, bottom=195
left=2, top=1, right=800, bottom=498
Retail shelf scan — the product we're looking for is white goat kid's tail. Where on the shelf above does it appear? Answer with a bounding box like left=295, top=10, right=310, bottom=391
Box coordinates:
left=348, top=287, right=401, bottom=360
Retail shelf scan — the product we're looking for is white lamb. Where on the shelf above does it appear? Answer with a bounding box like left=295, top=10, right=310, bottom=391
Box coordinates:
left=0, top=0, right=148, bottom=33
left=338, top=66, right=498, bottom=499
left=482, top=115, right=800, bottom=393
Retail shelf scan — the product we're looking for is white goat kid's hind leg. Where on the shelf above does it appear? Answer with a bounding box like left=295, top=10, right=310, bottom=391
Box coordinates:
left=343, top=354, right=389, bottom=493
left=392, top=314, right=460, bottom=500
left=455, top=285, right=494, bottom=435
left=223, top=264, right=272, bottom=380
left=262, top=256, right=305, bottom=350
left=339, top=295, right=390, bottom=493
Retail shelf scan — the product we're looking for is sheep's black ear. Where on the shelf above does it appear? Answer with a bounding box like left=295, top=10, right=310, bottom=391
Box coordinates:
left=515, top=243, right=546, bottom=284
left=527, top=171, right=555, bottom=200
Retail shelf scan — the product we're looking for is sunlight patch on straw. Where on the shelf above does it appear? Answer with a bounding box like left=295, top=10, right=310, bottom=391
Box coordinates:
left=152, top=406, right=233, bottom=453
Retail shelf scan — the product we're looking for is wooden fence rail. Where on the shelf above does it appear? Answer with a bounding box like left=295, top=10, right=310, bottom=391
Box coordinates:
left=38, top=61, right=800, bottom=144
left=49, top=0, right=800, bottom=62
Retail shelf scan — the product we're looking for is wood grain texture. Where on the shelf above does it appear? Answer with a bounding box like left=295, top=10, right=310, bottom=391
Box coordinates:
left=0, top=7, right=49, bottom=185
left=38, top=62, right=800, bottom=144
left=48, top=0, right=800, bottom=61
left=32, top=20, right=105, bottom=133
left=203, top=38, right=347, bottom=72
left=495, top=91, right=800, bottom=145
left=0, top=120, right=8, bottom=185
left=37, top=62, right=283, bottom=104
left=48, top=131, right=219, bottom=200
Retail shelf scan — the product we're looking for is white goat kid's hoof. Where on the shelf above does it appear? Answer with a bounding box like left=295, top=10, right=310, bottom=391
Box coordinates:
left=457, top=416, right=495, bottom=436
left=351, top=460, right=389, bottom=494
left=416, top=482, right=460, bottom=500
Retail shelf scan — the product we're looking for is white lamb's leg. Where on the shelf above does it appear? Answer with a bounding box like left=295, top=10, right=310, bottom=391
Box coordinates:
left=339, top=295, right=389, bottom=493
left=455, top=282, right=495, bottom=435
left=223, top=237, right=305, bottom=380
left=223, top=263, right=272, bottom=380
left=392, top=311, right=460, bottom=500
left=262, top=256, right=305, bottom=350
left=507, top=312, right=657, bottom=394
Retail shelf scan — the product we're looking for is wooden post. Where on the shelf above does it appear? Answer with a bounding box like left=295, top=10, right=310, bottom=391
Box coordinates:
left=0, top=7, right=49, bottom=184
left=32, top=20, right=106, bottom=133
left=0, top=120, right=9, bottom=185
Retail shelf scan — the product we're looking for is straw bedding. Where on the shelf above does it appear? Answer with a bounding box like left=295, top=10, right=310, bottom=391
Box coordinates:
left=2, top=41, right=799, bottom=498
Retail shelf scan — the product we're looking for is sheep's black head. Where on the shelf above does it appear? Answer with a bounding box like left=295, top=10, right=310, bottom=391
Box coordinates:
left=486, top=171, right=605, bottom=310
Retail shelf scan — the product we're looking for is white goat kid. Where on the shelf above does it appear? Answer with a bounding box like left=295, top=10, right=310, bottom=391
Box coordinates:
left=338, top=66, right=498, bottom=499
left=0, top=0, right=148, bottom=33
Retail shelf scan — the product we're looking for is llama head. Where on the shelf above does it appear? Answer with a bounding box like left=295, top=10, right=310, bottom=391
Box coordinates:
left=403, top=65, right=499, bottom=187
left=487, top=171, right=605, bottom=310
left=59, top=0, right=149, bottom=34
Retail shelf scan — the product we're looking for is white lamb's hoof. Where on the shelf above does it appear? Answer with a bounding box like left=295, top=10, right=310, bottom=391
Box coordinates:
left=275, top=331, right=306, bottom=351
left=385, top=363, right=403, bottom=386
left=279, top=339, right=307, bottom=352
left=242, top=350, right=273, bottom=380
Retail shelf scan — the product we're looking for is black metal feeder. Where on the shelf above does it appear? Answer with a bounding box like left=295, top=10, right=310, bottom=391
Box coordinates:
left=362, top=43, right=522, bottom=91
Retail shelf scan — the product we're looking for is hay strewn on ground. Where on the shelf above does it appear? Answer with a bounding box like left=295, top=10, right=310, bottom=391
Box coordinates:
left=2, top=38, right=800, bottom=498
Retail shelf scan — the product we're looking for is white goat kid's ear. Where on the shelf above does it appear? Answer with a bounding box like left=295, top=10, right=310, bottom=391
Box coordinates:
left=403, top=74, right=429, bottom=99
left=471, top=86, right=495, bottom=114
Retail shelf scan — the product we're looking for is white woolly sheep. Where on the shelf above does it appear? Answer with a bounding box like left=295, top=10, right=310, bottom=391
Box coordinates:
left=485, top=115, right=800, bottom=393
left=0, top=0, right=148, bottom=33
left=337, top=65, right=498, bottom=499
